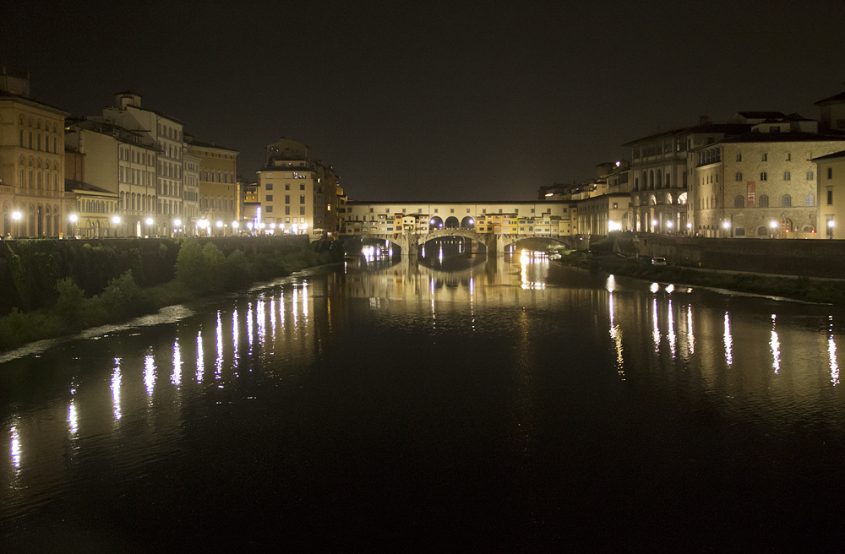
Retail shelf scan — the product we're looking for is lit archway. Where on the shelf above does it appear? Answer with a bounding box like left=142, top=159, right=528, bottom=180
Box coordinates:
left=460, top=216, right=475, bottom=229
left=444, top=216, right=460, bottom=228
left=429, top=216, right=443, bottom=231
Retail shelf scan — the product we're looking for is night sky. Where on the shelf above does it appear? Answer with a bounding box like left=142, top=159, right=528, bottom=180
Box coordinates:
left=4, top=0, right=844, bottom=200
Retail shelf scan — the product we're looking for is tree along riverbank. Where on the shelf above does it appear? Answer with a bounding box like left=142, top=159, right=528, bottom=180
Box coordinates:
left=562, top=251, right=845, bottom=305
left=0, top=237, right=343, bottom=352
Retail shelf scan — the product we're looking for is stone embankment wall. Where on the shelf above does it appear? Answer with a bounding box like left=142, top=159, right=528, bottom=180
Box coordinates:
left=613, top=234, right=845, bottom=278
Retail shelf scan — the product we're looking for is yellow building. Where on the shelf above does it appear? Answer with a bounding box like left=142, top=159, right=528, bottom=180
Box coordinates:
left=257, top=139, right=314, bottom=234
left=690, top=119, right=845, bottom=238
left=814, top=150, right=845, bottom=239
left=187, top=138, right=239, bottom=231
left=0, top=71, right=67, bottom=237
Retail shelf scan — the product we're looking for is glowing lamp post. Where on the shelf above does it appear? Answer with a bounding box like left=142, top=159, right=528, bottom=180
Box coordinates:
left=172, top=218, right=182, bottom=237
left=197, top=219, right=209, bottom=236
left=111, top=215, right=122, bottom=238
left=721, top=219, right=731, bottom=238
left=144, top=217, right=155, bottom=238
left=769, top=219, right=779, bottom=239
left=68, top=213, right=79, bottom=239
left=231, top=221, right=240, bottom=234
left=828, top=219, right=835, bottom=239
left=11, top=210, right=22, bottom=238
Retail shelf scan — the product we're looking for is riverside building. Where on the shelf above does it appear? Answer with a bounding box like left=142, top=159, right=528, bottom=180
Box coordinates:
left=0, top=71, right=67, bottom=238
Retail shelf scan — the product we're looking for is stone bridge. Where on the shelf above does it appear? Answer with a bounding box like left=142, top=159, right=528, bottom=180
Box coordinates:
left=345, top=231, right=575, bottom=256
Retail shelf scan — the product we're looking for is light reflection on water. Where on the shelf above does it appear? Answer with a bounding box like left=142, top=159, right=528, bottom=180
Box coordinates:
left=2, top=253, right=845, bottom=545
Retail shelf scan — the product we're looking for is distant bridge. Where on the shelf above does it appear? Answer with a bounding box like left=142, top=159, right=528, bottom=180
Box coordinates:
left=344, top=230, right=573, bottom=256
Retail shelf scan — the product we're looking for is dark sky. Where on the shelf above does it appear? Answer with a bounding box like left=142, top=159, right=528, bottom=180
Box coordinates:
left=3, top=0, right=844, bottom=200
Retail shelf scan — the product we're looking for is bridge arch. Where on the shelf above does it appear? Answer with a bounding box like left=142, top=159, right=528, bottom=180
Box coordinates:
left=500, top=236, right=573, bottom=255
left=444, top=216, right=460, bottom=229
left=429, top=216, right=443, bottom=231
left=460, top=216, right=475, bottom=229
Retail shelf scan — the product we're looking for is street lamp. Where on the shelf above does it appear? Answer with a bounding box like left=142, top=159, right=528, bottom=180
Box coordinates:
left=144, top=217, right=154, bottom=238
left=651, top=218, right=658, bottom=232
left=666, top=220, right=674, bottom=232
left=828, top=218, right=835, bottom=239
left=769, top=219, right=779, bottom=239
left=721, top=219, right=731, bottom=238
left=68, top=213, right=79, bottom=239
left=111, top=215, right=122, bottom=238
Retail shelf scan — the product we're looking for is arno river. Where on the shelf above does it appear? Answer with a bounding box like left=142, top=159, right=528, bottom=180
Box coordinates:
left=2, top=242, right=845, bottom=550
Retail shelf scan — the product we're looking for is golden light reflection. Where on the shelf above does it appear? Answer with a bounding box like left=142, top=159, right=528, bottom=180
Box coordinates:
left=144, top=352, right=156, bottom=398
left=606, top=274, right=616, bottom=293
left=302, top=282, right=309, bottom=318
left=724, top=312, right=734, bottom=367
left=770, top=315, right=781, bottom=374
left=519, top=250, right=547, bottom=290
left=112, top=358, right=122, bottom=421
left=292, top=288, right=299, bottom=327
left=650, top=282, right=660, bottom=294
left=246, top=303, right=254, bottom=351
left=667, top=300, right=677, bottom=359
left=10, top=423, right=21, bottom=471
left=608, top=292, right=625, bottom=379
left=686, top=306, right=695, bottom=357
left=233, top=309, right=241, bottom=358
left=829, top=317, right=839, bottom=386
left=215, top=311, right=223, bottom=377
left=171, top=339, right=182, bottom=386
left=257, top=298, right=266, bottom=344
left=652, top=298, right=660, bottom=352
left=279, top=291, right=285, bottom=328
left=196, top=331, right=204, bottom=383
left=269, top=297, right=277, bottom=339
left=68, top=398, right=79, bottom=437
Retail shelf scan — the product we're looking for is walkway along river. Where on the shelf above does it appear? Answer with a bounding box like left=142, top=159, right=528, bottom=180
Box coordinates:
left=2, top=242, right=845, bottom=550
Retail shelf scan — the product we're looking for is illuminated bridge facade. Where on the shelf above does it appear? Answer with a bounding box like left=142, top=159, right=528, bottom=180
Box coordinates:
left=340, top=200, right=575, bottom=255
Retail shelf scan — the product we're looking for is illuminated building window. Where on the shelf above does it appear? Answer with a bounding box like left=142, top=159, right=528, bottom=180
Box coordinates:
left=760, top=172, right=768, bottom=181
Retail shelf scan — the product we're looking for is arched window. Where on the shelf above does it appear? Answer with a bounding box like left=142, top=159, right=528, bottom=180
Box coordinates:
left=782, top=194, right=792, bottom=208
left=677, top=192, right=687, bottom=205
left=734, top=195, right=745, bottom=208
left=759, top=194, right=769, bottom=208
left=665, top=193, right=673, bottom=205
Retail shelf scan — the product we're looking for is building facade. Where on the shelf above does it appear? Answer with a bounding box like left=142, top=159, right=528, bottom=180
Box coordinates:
left=186, top=138, right=239, bottom=231
left=690, top=118, right=845, bottom=238
left=101, top=92, right=184, bottom=235
left=814, top=150, right=845, bottom=239
left=0, top=72, right=67, bottom=237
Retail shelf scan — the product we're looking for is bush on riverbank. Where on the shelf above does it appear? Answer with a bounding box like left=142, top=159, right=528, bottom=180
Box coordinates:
left=0, top=237, right=343, bottom=352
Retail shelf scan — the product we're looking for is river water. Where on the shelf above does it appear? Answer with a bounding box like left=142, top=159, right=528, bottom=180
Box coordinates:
left=2, top=244, right=845, bottom=550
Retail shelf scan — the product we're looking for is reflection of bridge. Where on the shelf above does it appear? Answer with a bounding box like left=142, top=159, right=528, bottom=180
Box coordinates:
left=347, top=229, right=572, bottom=256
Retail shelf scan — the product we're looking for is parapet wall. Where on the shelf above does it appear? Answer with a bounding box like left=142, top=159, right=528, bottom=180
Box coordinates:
left=627, top=234, right=845, bottom=278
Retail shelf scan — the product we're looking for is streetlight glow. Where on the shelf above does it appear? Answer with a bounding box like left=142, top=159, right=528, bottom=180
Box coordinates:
left=112, top=215, right=122, bottom=225
left=173, top=218, right=182, bottom=227
left=11, top=210, right=22, bottom=222
left=721, top=220, right=731, bottom=230
left=145, top=217, right=154, bottom=226
left=770, top=220, right=779, bottom=229
left=68, top=213, right=79, bottom=224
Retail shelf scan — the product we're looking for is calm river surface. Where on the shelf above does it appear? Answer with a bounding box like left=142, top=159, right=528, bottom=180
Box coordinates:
left=2, top=246, right=845, bottom=550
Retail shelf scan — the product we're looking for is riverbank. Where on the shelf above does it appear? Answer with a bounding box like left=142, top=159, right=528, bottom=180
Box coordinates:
left=562, top=252, right=845, bottom=304
left=0, top=237, right=343, bottom=352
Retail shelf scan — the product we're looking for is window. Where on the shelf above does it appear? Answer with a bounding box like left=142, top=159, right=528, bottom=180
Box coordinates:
left=265, top=183, right=273, bottom=190
left=829, top=168, right=834, bottom=180
left=783, top=171, right=791, bottom=181
left=736, top=152, right=742, bottom=162
left=828, top=189, right=834, bottom=205
left=612, top=202, right=618, bottom=209
left=736, top=172, right=743, bottom=182
left=285, top=184, right=290, bottom=190
left=300, top=184, right=305, bottom=190
left=785, top=152, right=791, bottom=161
left=807, top=171, right=815, bottom=180
left=266, top=206, right=273, bottom=213
left=285, top=206, right=290, bottom=215
left=300, top=207, right=305, bottom=215
left=285, top=195, right=290, bottom=204
left=762, top=153, right=768, bottom=161
left=734, top=196, right=745, bottom=208
left=782, top=194, right=792, bottom=207
left=759, top=194, right=769, bottom=208
left=299, top=195, right=305, bottom=204
left=805, top=193, right=815, bottom=207
left=265, top=195, right=273, bottom=201
left=760, top=172, right=768, bottom=181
